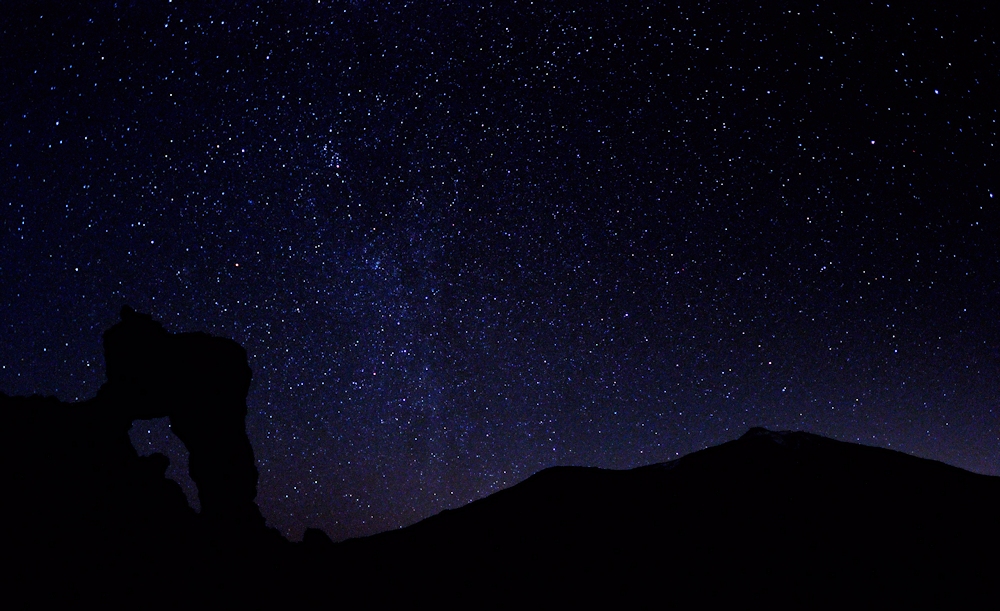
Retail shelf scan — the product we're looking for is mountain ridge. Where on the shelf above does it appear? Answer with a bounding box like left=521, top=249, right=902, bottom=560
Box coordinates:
left=328, top=423, right=999, bottom=604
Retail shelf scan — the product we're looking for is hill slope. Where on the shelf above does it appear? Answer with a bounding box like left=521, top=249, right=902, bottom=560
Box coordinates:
left=330, top=428, right=999, bottom=603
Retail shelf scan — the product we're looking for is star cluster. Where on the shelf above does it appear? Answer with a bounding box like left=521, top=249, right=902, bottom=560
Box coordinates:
left=2, top=1, right=997, bottom=541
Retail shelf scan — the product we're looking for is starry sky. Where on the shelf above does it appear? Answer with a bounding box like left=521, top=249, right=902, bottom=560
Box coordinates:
left=2, top=0, right=998, bottom=541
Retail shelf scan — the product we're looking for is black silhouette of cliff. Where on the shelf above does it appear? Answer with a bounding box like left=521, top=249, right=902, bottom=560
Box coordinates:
left=3, top=309, right=998, bottom=605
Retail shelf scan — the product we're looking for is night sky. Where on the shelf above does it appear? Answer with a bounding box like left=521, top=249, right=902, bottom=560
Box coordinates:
left=2, top=0, right=997, bottom=541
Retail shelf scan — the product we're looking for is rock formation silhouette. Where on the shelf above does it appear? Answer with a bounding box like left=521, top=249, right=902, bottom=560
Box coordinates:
left=99, top=306, right=264, bottom=531
left=2, top=307, right=280, bottom=605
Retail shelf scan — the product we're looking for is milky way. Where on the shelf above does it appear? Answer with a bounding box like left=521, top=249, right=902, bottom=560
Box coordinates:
left=2, top=1, right=997, bottom=541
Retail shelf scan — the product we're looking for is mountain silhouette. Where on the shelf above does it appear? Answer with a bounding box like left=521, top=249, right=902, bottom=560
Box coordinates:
left=330, top=426, right=999, bottom=604
left=2, top=310, right=997, bottom=605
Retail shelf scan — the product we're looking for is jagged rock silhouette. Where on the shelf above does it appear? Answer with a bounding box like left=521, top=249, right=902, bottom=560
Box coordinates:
left=99, top=306, right=264, bottom=531
left=1, top=307, right=281, bottom=605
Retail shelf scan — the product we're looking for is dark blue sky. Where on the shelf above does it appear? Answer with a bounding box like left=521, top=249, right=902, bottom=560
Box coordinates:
left=2, top=0, right=997, bottom=541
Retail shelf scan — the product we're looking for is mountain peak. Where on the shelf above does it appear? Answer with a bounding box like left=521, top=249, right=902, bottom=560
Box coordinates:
left=740, top=425, right=776, bottom=438
left=738, top=426, right=829, bottom=448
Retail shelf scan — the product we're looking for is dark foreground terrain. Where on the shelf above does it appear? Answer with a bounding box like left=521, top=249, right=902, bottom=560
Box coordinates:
left=3, top=309, right=997, bottom=606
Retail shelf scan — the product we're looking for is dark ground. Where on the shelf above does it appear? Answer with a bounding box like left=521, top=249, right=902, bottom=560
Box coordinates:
left=5, top=341, right=998, bottom=606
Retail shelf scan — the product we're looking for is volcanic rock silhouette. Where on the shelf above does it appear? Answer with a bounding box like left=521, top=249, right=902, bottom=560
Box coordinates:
left=99, top=306, right=264, bottom=531
left=1, top=307, right=278, bottom=605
